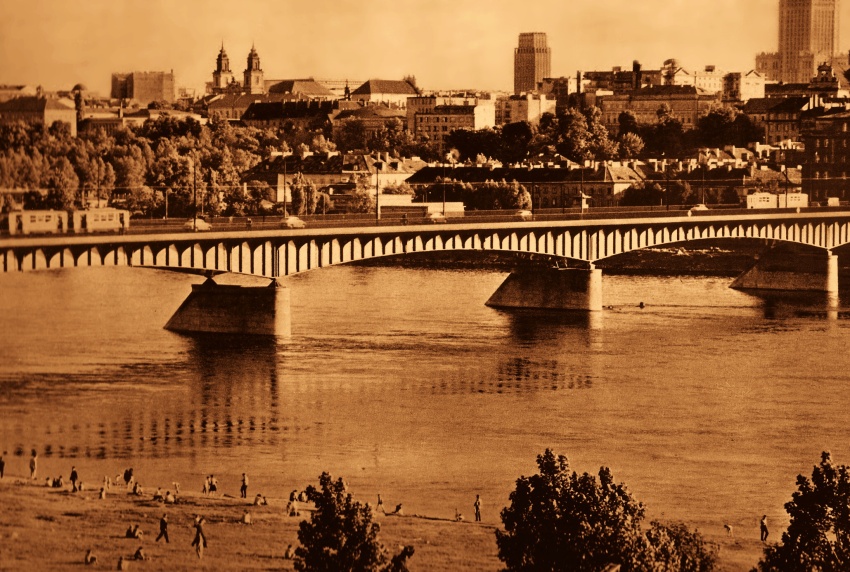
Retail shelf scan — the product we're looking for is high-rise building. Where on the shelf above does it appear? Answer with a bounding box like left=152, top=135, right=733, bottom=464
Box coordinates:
left=778, top=0, right=839, bottom=83
left=514, top=32, right=551, bottom=93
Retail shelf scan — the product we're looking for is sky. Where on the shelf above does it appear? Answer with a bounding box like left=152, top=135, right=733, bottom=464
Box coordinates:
left=1, top=0, right=848, bottom=96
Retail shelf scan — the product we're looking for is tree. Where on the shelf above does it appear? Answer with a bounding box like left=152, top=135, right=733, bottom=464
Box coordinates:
left=619, top=183, right=665, bottom=207
left=43, top=157, right=80, bottom=209
left=757, top=452, right=850, bottom=572
left=346, top=174, right=375, bottom=213
left=496, top=449, right=717, bottom=572
left=500, top=121, right=534, bottom=164
left=295, top=471, right=413, bottom=572
left=619, top=132, right=645, bottom=159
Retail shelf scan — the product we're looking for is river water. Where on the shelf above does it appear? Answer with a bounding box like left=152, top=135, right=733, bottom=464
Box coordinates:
left=1, top=265, right=849, bottom=543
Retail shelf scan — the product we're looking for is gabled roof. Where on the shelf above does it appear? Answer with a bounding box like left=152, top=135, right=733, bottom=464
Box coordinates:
left=766, top=97, right=809, bottom=114
left=742, top=97, right=782, bottom=114
left=352, top=79, right=419, bottom=96
left=207, top=94, right=291, bottom=109
left=242, top=100, right=337, bottom=121
left=405, top=164, right=643, bottom=185
left=267, top=79, right=334, bottom=97
left=0, top=96, right=75, bottom=112
left=334, top=106, right=406, bottom=121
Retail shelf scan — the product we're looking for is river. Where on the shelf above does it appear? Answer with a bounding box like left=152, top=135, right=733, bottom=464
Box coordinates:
left=0, top=264, right=849, bottom=548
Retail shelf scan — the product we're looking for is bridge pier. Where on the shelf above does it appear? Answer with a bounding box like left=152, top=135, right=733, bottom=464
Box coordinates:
left=730, top=244, right=839, bottom=297
left=485, top=266, right=603, bottom=312
left=165, top=277, right=291, bottom=336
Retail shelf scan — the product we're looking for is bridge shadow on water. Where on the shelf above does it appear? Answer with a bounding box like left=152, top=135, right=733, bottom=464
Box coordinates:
left=740, top=289, right=848, bottom=320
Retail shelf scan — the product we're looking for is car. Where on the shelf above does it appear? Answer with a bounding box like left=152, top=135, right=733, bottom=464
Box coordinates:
left=426, top=213, right=447, bottom=224
left=516, top=209, right=533, bottom=221
left=282, top=216, right=306, bottom=229
left=184, top=218, right=211, bottom=231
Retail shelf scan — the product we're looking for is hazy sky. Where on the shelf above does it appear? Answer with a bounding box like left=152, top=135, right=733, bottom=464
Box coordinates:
left=1, top=0, right=848, bottom=95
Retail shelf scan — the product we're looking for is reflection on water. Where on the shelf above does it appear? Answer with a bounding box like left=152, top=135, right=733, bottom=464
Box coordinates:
left=2, top=266, right=850, bottom=533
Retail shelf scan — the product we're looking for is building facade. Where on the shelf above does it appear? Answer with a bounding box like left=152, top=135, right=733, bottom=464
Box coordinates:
left=494, top=94, right=556, bottom=126
left=111, top=71, right=176, bottom=105
left=723, top=70, right=766, bottom=103
left=514, top=32, right=551, bottom=93
left=597, top=86, right=719, bottom=131
left=802, top=110, right=850, bottom=201
left=406, top=96, right=495, bottom=153
left=0, top=96, right=77, bottom=136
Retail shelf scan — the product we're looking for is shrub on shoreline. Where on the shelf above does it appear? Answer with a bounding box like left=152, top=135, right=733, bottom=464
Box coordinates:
left=756, top=451, right=850, bottom=572
left=295, top=471, right=414, bottom=572
left=496, top=449, right=717, bottom=571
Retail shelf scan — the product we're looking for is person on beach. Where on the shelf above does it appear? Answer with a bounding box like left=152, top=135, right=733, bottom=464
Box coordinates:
left=241, top=473, right=248, bottom=498
left=84, top=549, right=97, bottom=565
left=133, top=546, right=148, bottom=561
left=760, top=515, right=769, bottom=542
left=0, top=450, right=6, bottom=479
left=377, top=494, right=385, bottom=514
left=191, top=515, right=207, bottom=559
left=99, top=487, right=107, bottom=500
left=474, top=495, right=482, bottom=522
left=126, top=524, right=143, bottom=540
left=253, top=493, right=266, bottom=506
left=209, top=475, right=217, bottom=495
left=283, top=544, right=295, bottom=559
left=287, top=498, right=300, bottom=517
left=29, top=450, right=37, bottom=479
left=241, top=510, right=253, bottom=525
left=156, top=514, right=169, bottom=543
left=123, top=468, right=133, bottom=489
left=153, top=487, right=164, bottom=501
left=70, top=466, right=79, bottom=492
left=133, top=482, right=143, bottom=496
left=202, top=475, right=210, bottom=495
left=164, top=490, right=176, bottom=504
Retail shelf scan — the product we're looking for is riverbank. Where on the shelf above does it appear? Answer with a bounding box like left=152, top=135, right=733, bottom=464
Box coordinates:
left=0, top=471, right=767, bottom=571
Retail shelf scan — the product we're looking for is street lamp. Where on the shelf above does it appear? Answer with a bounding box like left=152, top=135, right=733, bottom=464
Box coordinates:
left=374, top=160, right=383, bottom=223
left=192, top=154, right=197, bottom=231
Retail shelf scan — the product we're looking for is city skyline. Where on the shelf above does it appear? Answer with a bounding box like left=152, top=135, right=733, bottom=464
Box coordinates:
left=3, top=0, right=850, bottom=96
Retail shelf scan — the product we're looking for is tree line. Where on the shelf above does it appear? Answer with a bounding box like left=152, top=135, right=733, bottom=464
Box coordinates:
left=0, top=102, right=760, bottom=216
left=292, top=449, right=850, bottom=571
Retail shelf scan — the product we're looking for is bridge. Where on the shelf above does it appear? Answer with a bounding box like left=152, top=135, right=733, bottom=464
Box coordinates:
left=3, top=210, right=849, bottom=333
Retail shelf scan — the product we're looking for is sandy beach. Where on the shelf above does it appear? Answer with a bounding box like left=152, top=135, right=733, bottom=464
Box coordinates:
left=0, top=465, right=769, bottom=571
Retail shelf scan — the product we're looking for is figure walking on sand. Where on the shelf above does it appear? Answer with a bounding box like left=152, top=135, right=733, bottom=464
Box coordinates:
left=191, top=515, right=207, bottom=558
left=474, top=494, right=482, bottom=522
left=760, top=515, right=769, bottom=542
left=240, top=473, right=248, bottom=499
left=156, top=514, right=169, bottom=543
left=29, top=450, right=37, bottom=479
left=70, top=466, right=79, bottom=492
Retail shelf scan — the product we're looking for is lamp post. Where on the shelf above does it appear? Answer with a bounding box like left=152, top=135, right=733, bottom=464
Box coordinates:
left=192, top=154, right=197, bottom=231
left=374, top=160, right=383, bottom=223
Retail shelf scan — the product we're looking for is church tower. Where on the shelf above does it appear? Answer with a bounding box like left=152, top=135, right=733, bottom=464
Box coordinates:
left=244, top=44, right=264, bottom=95
left=212, top=43, right=234, bottom=92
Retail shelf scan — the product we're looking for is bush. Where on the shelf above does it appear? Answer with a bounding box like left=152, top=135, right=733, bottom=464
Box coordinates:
left=295, top=472, right=413, bottom=572
left=756, top=451, right=850, bottom=572
left=496, top=449, right=716, bottom=572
